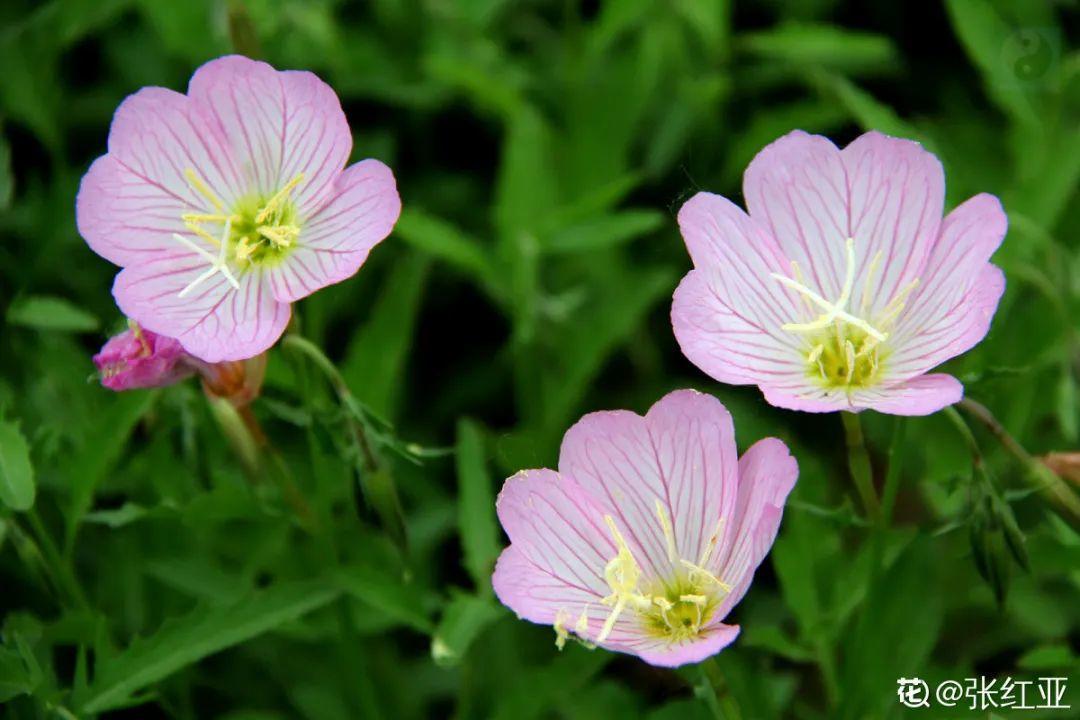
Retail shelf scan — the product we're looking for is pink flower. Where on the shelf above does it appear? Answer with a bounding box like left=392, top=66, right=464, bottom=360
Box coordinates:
left=492, top=389, right=797, bottom=667
left=77, top=55, right=402, bottom=362
left=94, top=324, right=194, bottom=391
left=672, top=130, right=1006, bottom=415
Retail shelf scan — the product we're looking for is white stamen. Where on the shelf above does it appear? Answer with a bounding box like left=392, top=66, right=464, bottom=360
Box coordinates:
left=174, top=218, right=240, bottom=298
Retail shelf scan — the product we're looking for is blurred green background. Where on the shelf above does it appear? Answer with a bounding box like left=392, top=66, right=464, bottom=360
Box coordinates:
left=0, top=0, right=1078, bottom=718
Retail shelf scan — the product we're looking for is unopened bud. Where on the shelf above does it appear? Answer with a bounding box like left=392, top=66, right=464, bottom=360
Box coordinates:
left=93, top=323, right=193, bottom=391
left=1041, top=452, right=1080, bottom=489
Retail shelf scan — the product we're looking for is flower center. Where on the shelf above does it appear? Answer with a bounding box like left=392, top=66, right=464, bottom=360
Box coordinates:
left=770, top=238, right=918, bottom=390
left=170, top=170, right=305, bottom=298
left=553, top=501, right=730, bottom=649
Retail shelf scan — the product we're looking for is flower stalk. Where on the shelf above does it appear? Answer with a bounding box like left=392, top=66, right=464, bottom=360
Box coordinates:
left=957, top=398, right=1080, bottom=530
left=840, top=412, right=881, bottom=524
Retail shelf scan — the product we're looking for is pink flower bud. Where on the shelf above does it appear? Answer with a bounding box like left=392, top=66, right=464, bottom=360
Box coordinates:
left=93, top=324, right=194, bottom=391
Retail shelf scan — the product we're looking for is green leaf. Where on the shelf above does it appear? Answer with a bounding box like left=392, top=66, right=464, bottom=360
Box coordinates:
left=543, top=210, right=664, bottom=254
left=76, top=579, right=341, bottom=714
left=839, top=539, right=942, bottom=719
left=0, top=419, right=34, bottom=512
left=809, top=71, right=932, bottom=149
left=340, top=252, right=430, bottom=419
left=0, top=634, right=42, bottom=702
left=1017, top=643, right=1075, bottom=671
left=494, top=107, right=558, bottom=244
left=430, top=592, right=502, bottom=667
left=456, top=419, right=500, bottom=588
left=66, top=391, right=157, bottom=548
left=6, top=295, right=99, bottom=333
left=393, top=209, right=497, bottom=292
left=0, top=128, right=12, bottom=211
left=545, top=265, right=676, bottom=427
left=492, top=646, right=612, bottom=720
left=336, top=564, right=435, bottom=634
left=944, top=0, right=1039, bottom=125
left=741, top=22, right=898, bottom=76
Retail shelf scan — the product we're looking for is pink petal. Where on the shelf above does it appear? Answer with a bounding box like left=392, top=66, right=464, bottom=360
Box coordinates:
left=673, top=193, right=807, bottom=387
left=632, top=624, right=741, bottom=668
left=712, top=438, right=798, bottom=617
left=187, top=56, right=351, bottom=214
left=77, top=156, right=190, bottom=267
left=759, top=385, right=857, bottom=413
left=557, top=389, right=741, bottom=583
left=743, top=130, right=944, bottom=317
left=267, top=159, right=401, bottom=303
left=849, top=373, right=963, bottom=415
left=886, top=194, right=1007, bottom=379
left=492, top=469, right=613, bottom=624
left=840, top=132, right=944, bottom=316
left=79, top=87, right=243, bottom=267
left=113, top=257, right=290, bottom=363
left=671, top=269, right=807, bottom=387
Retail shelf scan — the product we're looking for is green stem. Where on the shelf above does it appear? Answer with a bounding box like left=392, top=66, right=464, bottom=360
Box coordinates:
left=26, top=508, right=89, bottom=610
left=840, top=412, right=881, bottom=524
left=879, top=417, right=907, bottom=525
left=699, top=658, right=743, bottom=720
left=282, top=334, right=408, bottom=555
left=957, top=398, right=1080, bottom=530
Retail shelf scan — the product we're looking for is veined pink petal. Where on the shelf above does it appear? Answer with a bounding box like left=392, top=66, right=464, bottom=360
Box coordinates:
left=743, top=130, right=943, bottom=315
left=676, top=130, right=1002, bottom=416
left=672, top=270, right=807, bottom=387
left=77, top=156, right=190, bottom=267
left=743, top=130, right=850, bottom=301
left=886, top=194, right=1007, bottom=379
left=712, top=438, right=798, bottom=617
left=760, top=385, right=858, bottom=413
left=267, top=159, right=401, bottom=303
left=492, top=469, right=613, bottom=620
left=673, top=193, right=807, bottom=387
left=78, top=88, right=242, bottom=266
left=113, top=256, right=290, bottom=363
left=558, top=389, right=740, bottom=583
left=187, top=56, right=351, bottom=213
left=849, top=373, right=963, bottom=415
left=840, top=132, right=944, bottom=316
left=631, top=623, right=741, bottom=668
left=492, top=391, right=797, bottom=667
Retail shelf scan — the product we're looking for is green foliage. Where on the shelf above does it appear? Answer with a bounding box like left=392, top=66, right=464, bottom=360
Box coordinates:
left=0, top=419, right=34, bottom=512
left=0, top=0, right=1078, bottom=718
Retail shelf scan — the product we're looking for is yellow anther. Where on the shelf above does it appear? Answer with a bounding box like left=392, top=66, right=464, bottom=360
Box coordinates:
left=553, top=609, right=571, bottom=651
left=257, top=225, right=298, bottom=248
left=234, top=236, right=258, bottom=263
left=184, top=168, right=225, bottom=211
left=652, top=596, right=674, bottom=612
left=255, top=172, right=305, bottom=224
left=598, top=515, right=649, bottom=643
left=575, top=606, right=590, bottom=635
left=807, top=344, right=824, bottom=364
left=680, top=559, right=732, bottom=593
left=679, top=594, right=708, bottom=606
left=654, top=499, right=679, bottom=564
